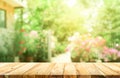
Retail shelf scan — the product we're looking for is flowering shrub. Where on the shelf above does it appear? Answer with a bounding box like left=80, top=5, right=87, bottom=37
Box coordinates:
left=14, top=28, right=27, bottom=56
left=67, top=32, right=120, bottom=62
left=17, top=29, right=39, bottom=62
left=102, top=46, right=120, bottom=62
left=29, top=30, right=38, bottom=38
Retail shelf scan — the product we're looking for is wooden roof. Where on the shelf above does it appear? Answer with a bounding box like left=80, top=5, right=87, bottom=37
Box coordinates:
left=2, top=0, right=24, bottom=8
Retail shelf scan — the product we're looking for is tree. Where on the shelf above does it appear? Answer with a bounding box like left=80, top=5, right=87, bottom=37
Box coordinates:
left=93, top=0, right=120, bottom=47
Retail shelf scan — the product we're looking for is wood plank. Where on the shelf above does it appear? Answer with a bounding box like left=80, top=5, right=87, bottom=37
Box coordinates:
left=113, top=63, right=120, bottom=67
left=0, top=75, right=4, bottom=78
left=50, top=63, right=64, bottom=78
left=103, top=63, right=120, bottom=78
left=94, top=63, right=118, bottom=76
left=82, top=63, right=104, bottom=75
left=23, top=63, right=41, bottom=75
left=50, top=63, right=64, bottom=75
left=0, top=63, right=26, bottom=78
left=35, top=63, right=56, bottom=78
left=23, top=75, right=35, bottom=78
left=7, top=63, right=37, bottom=78
left=6, top=63, right=37, bottom=75
left=0, top=63, right=25, bottom=75
left=75, top=63, right=91, bottom=78
left=8, top=75, right=24, bottom=78
left=105, top=76, right=120, bottom=78
left=36, top=63, right=55, bottom=75
left=81, top=63, right=105, bottom=78
left=0, top=63, right=12, bottom=78
left=23, top=63, right=53, bottom=78
left=64, top=63, right=76, bottom=78
left=103, top=63, right=120, bottom=74
left=0, top=63, right=8, bottom=67
left=90, top=75, right=106, bottom=78
left=0, top=63, right=120, bottom=78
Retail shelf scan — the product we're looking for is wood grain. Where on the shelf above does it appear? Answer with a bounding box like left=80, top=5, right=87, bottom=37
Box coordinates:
left=64, top=63, right=76, bottom=78
left=50, top=63, right=64, bottom=78
left=94, top=63, right=120, bottom=78
left=0, top=63, right=25, bottom=75
left=6, top=63, right=36, bottom=75
left=35, top=63, right=55, bottom=78
left=75, top=63, right=91, bottom=78
left=0, top=63, right=119, bottom=78
left=0, top=75, right=4, bottom=78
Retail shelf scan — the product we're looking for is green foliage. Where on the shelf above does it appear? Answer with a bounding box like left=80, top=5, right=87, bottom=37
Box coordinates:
left=0, top=29, right=15, bottom=62
left=14, top=0, right=120, bottom=62
left=52, top=43, right=67, bottom=57
left=35, top=31, right=48, bottom=62
left=69, top=33, right=104, bottom=62
left=15, top=8, right=50, bottom=62
left=14, top=9, right=26, bottom=56
left=21, top=0, right=120, bottom=44
left=0, top=10, right=6, bottom=28
left=93, top=0, right=120, bottom=47
left=23, top=0, right=88, bottom=43
left=17, top=30, right=49, bottom=62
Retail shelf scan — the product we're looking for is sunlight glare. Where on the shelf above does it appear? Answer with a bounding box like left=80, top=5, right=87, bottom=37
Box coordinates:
left=65, top=0, right=77, bottom=7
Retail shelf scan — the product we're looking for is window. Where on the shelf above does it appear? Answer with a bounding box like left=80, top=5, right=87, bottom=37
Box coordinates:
left=0, top=9, right=6, bottom=28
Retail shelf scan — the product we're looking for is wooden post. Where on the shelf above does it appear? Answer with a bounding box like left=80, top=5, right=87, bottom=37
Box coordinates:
left=47, top=30, right=52, bottom=62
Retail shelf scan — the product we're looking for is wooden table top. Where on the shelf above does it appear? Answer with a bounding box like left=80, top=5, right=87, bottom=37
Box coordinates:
left=0, top=63, right=120, bottom=78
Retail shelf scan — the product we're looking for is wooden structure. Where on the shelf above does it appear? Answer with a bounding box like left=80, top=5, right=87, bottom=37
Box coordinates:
left=0, top=63, right=120, bottom=78
left=0, top=0, right=23, bottom=29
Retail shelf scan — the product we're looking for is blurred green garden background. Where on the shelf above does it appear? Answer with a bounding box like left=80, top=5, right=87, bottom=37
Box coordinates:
left=0, top=0, right=120, bottom=62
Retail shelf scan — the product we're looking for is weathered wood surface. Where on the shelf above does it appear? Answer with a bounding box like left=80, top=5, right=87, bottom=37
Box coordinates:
left=0, top=63, right=120, bottom=78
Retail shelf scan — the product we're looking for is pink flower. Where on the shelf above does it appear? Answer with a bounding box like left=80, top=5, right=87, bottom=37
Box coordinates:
left=65, top=44, right=73, bottom=52
left=117, top=52, right=120, bottom=57
left=103, top=46, right=109, bottom=54
left=109, top=48, right=118, bottom=54
left=85, top=47, right=90, bottom=52
left=103, top=47, right=118, bottom=55
left=29, top=30, right=38, bottom=38
left=95, top=36, right=106, bottom=46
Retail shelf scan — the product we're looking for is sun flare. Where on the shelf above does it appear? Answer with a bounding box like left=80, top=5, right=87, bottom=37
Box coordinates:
left=65, top=0, right=77, bottom=7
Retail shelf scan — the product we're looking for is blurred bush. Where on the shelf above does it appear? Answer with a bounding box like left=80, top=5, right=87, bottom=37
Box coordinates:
left=67, top=32, right=120, bottom=62
left=0, top=29, right=15, bottom=62
left=52, top=43, right=67, bottom=57
left=34, top=31, right=49, bottom=62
